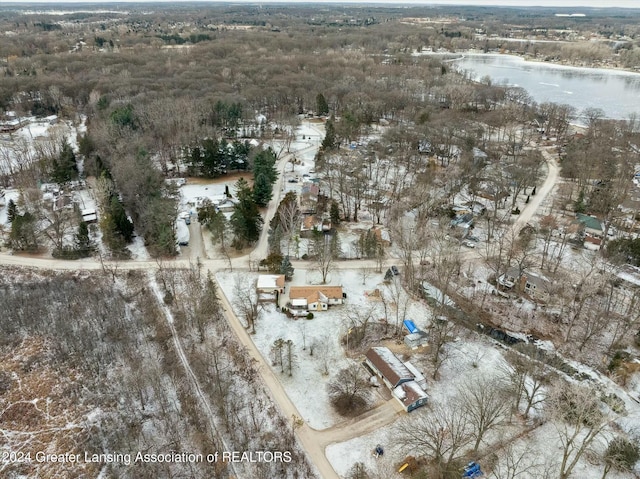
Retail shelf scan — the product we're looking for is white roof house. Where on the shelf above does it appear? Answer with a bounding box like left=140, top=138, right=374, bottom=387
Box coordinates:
left=393, top=382, right=428, bottom=412
left=257, top=274, right=285, bottom=293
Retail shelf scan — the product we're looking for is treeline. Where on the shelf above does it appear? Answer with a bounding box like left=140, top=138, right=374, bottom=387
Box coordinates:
left=229, top=149, right=277, bottom=247
left=86, top=105, right=177, bottom=257
left=185, top=139, right=251, bottom=177
left=156, top=33, right=212, bottom=45
left=0, top=14, right=447, bottom=119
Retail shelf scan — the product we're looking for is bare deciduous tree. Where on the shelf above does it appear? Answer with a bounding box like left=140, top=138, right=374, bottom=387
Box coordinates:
left=501, top=349, right=549, bottom=419
left=396, top=403, right=472, bottom=476
left=489, top=443, right=546, bottom=479
left=233, top=275, right=261, bottom=333
left=429, top=318, right=458, bottom=380
left=342, top=304, right=377, bottom=349
left=548, top=383, right=607, bottom=479
left=457, top=374, right=512, bottom=452
left=382, top=275, right=411, bottom=336
left=314, top=335, right=333, bottom=376
left=40, top=205, right=74, bottom=252
left=327, top=362, right=371, bottom=416
left=313, top=234, right=334, bottom=284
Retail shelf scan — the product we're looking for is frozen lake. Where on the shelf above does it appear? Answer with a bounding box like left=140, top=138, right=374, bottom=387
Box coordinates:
left=450, top=53, right=640, bottom=121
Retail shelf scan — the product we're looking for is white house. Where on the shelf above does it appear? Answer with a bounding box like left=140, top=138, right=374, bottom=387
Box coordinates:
left=288, top=286, right=344, bottom=311
left=257, top=274, right=285, bottom=294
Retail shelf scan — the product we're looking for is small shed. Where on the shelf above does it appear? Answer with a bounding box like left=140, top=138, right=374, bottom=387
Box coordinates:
left=404, top=332, right=429, bottom=350
left=81, top=208, right=97, bottom=224
left=257, top=274, right=285, bottom=294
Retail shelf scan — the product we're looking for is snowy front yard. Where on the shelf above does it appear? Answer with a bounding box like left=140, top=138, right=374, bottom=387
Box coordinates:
left=218, top=268, right=391, bottom=429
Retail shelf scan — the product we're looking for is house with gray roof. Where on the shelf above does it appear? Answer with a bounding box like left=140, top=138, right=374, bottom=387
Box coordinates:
left=365, top=347, right=428, bottom=412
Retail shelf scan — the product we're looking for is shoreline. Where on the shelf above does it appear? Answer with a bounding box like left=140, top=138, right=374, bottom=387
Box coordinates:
left=416, top=49, right=640, bottom=77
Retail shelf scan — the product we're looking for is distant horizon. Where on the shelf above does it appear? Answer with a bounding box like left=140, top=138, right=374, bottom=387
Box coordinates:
left=0, top=0, right=638, bottom=8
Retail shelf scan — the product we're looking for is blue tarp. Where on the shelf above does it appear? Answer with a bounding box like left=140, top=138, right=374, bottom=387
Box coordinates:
left=403, top=319, right=419, bottom=334
left=463, top=462, right=483, bottom=478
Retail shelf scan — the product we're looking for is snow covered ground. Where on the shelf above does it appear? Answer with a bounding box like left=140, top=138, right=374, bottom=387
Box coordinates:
left=0, top=115, right=86, bottom=175
left=217, top=267, right=433, bottom=430
left=127, top=234, right=150, bottom=260
left=218, top=269, right=362, bottom=429
left=326, top=427, right=396, bottom=478
left=326, top=339, right=511, bottom=477
left=179, top=179, right=244, bottom=211
left=0, top=189, right=20, bottom=228
left=326, top=332, right=640, bottom=479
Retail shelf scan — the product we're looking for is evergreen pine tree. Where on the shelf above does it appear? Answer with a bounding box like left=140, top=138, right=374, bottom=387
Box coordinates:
left=280, top=255, right=295, bottom=280
left=75, top=221, right=94, bottom=256
left=252, top=148, right=278, bottom=206
left=322, top=117, right=337, bottom=150
left=330, top=200, right=341, bottom=225
left=574, top=190, right=586, bottom=214
left=9, top=212, right=38, bottom=251
left=110, top=196, right=134, bottom=242
left=316, top=93, right=329, bottom=116
left=7, top=199, right=17, bottom=223
left=384, top=268, right=393, bottom=281
left=51, top=139, right=78, bottom=184
left=230, top=178, right=263, bottom=247
left=253, top=172, right=273, bottom=206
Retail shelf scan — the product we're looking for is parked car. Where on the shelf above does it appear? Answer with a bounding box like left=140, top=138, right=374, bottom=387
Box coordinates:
left=462, top=240, right=476, bottom=248
left=391, top=265, right=399, bottom=275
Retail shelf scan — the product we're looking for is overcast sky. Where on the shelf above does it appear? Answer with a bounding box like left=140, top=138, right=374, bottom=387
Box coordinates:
left=1, top=0, right=638, bottom=7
